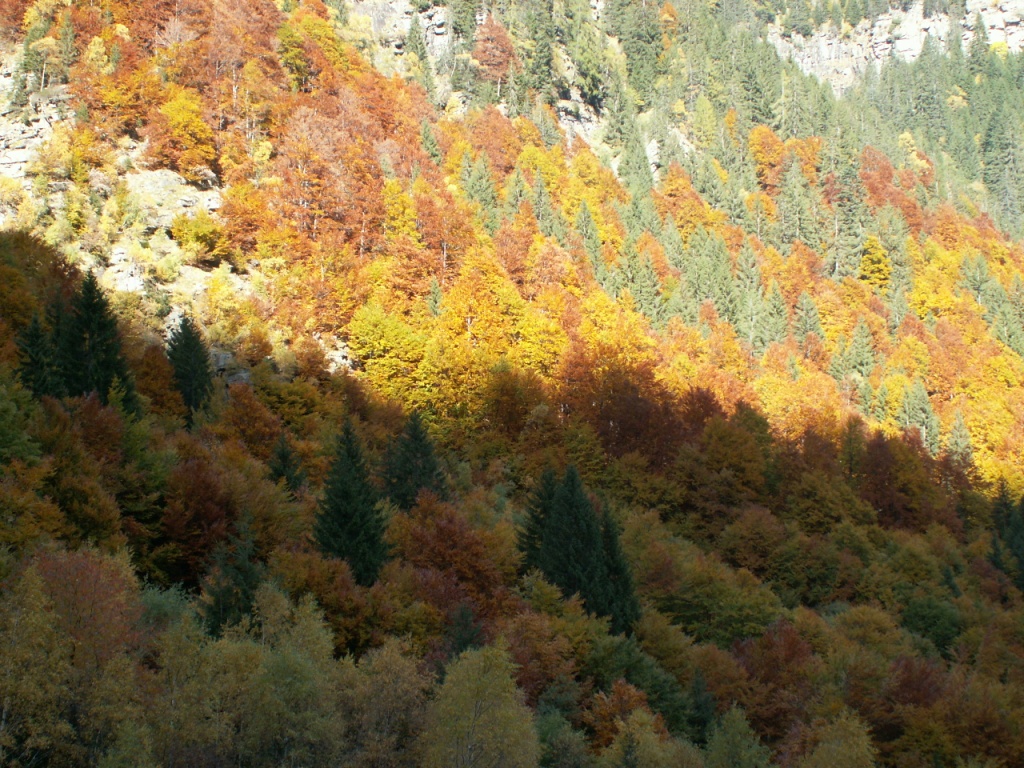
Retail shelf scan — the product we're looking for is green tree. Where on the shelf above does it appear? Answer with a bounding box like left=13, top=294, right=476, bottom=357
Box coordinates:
left=704, top=707, right=770, bottom=768
left=799, top=711, right=876, bottom=768
left=201, top=517, right=267, bottom=637
left=16, top=313, right=64, bottom=399
left=945, top=410, right=974, bottom=469
left=167, top=315, right=213, bottom=424
left=268, top=433, right=307, bottom=495
left=383, top=411, right=447, bottom=510
left=846, top=319, right=875, bottom=378
left=897, top=379, right=941, bottom=455
left=406, top=15, right=436, bottom=100
left=315, top=420, right=387, bottom=586
left=519, top=468, right=559, bottom=573
left=734, top=242, right=765, bottom=348
left=600, top=510, right=641, bottom=635
left=537, top=467, right=607, bottom=615
left=757, top=283, right=789, bottom=353
left=793, top=291, right=823, bottom=344
left=60, top=272, right=137, bottom=411
left=419, top=644, right=540, bottom=768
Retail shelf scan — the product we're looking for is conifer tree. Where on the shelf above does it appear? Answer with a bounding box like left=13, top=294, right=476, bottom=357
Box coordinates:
left=383, top=411, right=447, bottom=510
left=735, top=243, right=765, bottom=348
left=847, top=320, right=875, bottom=377
left=945, top=410, right=974, bottom=469
left=463, top=155, right=498, bottom=231
left=600, top=510, right=641, bottom=635
left=421, top=120, right=442, bottom=164
left=518, top=467, right=558, bottom=573
left=201, top=517, right=266, bottom=637
left=268, top=433, right=307, bottom=495
left=406, top=15, right=436, bottom=100
left=576, top=201, right=605, bottom=281
left=316, top=420, right=387, bottom=586
left=757, top=283, right=789, bottom=353
left=61, top=272, right=138, bottom=412
left=898, top=379, right=941, bottom=455
left=167, top=315, right=213, bottom=425
left=16, top=313, right=64, bottom=399
left=534, top=176, right=568, bottom=244
left=536, top=466, right=608, bottom=616
left=622, top=246, right=664, bottom=325
left=793, top=291, right=823, bottom=343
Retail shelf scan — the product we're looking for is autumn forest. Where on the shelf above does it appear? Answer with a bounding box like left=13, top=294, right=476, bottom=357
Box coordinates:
left=2, top=0, right=1024, bottom=765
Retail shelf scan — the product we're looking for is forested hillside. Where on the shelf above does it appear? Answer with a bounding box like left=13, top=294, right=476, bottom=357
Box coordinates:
left=3, top=0, right=1024, bottom=765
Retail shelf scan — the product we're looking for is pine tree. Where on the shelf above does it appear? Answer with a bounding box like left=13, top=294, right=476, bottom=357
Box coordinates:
left=599, top=509, right=641, bottom=635
left=576, top=201, right=605, bottom=281
left=793, top=291, right=823, bottom=344
left=463, top=155, right=498, bottom=231
left=16, top=313, right=64, bottom=399
left=61, top=272, right=138, bottom=412
left=268, top=433, right=307, bottom=495
left=518, top=467, right=558, bottom=573
left=536, top=466, right=608, bottom=617
left=315, top=420, right=387, bottom=585
left=167, top=315, right=213, bottom=425
left=201, top=517, right=266, bottom=637
left=846, top=320, right=875, bottom=377
left=406, top=15, right=436, bottom=100
left=945, top=410, right=974, bottom=469
left=622, top=246, right=664, bottom=325
left=534, top=177, right=568, bottom=245
left=734, top=243, right=765, bottom=348
left=757, top=283, right=789, bottom=353
left=383, top=411, right=447, bottom=510
left=421, top=120, right=442, bottom=164
left=427, top=277, right=444, bottom=316
left=898, top=379, right=941, bottom=455
left=776, top=157, right=822, bottom=252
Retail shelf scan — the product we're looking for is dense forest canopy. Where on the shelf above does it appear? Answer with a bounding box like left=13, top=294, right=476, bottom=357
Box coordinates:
left=3, top=0, right=1024, bottom=765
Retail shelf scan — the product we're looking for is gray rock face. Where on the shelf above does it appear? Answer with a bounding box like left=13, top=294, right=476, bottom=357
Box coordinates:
left=0, top=54, right=67, bottom=181
left=768, top=0, right=1024, bottom=93
left=123, top=169, right=223, bottom=233
left=349, top=0, right=452, bottom=62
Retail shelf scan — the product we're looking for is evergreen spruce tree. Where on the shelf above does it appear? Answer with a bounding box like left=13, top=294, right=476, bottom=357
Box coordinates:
left=599, top=509, right=641, bottom=635
left=502, top=169, right=531, bottom=219
left=536, top=466, right=608, bottom=618
left=464, top=155, right=499, bottom=232
left=992, top=478, right=1016, bottom=532
left=792, top=291, right=823, bottom=343
left=829, top=334, right=850, bottom=384
left=622, top=246, right=664, bottom=325
left=945, top=410, right=974, bottom=469
left=659, top=216, right=686, bottom=271
left=427, top=277, right=444, bottom=317
left=167, top=315, right=213, bottom=424
left=898, top=379, right=941, bottom=455
left=201, top=517, right=266, bottom=637
left=757, top=283, right=789, bottom=353
left=846, top=320, right=875, bottom=377
left=406, top=15, right=436, bottom=100
left=576, top=201, right=605, bottom=281
left=16, top=313, right=64, bottom=399
left=872, top=383, right=890, bottom=421
left=776, top=157, right=823, bottom=252
left=315, top=419, right=387, bottom=586
left=421, top=120, right=442, bottom=164
left=383, top=411, right=448, bottom=510
left=61, top=272, right=138, bottom=412
left=518, top=467, right=559, bottom=573
left=734, top=243, right=765, bottom=348
left=268, top=433, right=307, bottom=495
left=534, top=176, right=568, bottom=244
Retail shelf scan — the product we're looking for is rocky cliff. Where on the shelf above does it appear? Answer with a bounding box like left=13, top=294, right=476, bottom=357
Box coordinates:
left=768, top=0, right=1024, bottom=93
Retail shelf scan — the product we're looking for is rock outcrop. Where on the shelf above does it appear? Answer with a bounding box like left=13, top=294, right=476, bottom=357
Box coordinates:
left=768, top=0, right=1024, bottom=93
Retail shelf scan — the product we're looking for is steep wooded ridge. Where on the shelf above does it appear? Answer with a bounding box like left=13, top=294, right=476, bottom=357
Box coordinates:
left=2, top=0, right=1024, bottom=766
